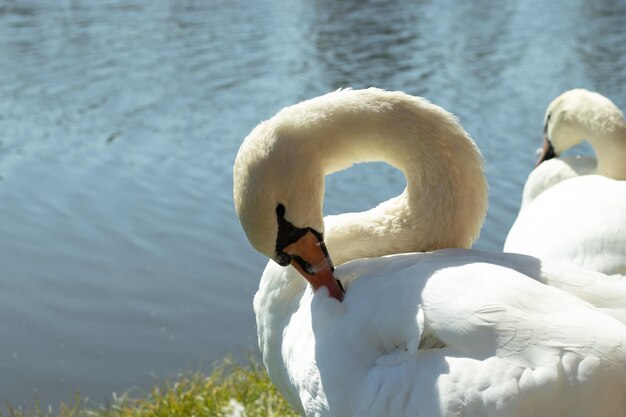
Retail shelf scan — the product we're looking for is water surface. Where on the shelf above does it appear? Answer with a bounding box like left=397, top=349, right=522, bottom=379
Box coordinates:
left=1, top=0, right=625, bottom=408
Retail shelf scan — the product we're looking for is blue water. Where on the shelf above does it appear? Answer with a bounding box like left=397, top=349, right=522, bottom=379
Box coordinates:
left=0, top=0, right=625, bottom=408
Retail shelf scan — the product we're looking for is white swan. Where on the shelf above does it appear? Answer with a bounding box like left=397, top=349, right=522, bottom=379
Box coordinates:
left=505, top=89, right=626, bottom=275
left=233, top=88, right=626, bottom=417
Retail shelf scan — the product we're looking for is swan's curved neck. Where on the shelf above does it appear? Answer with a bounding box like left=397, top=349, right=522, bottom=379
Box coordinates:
left=306, top=93, right=487, bottom=265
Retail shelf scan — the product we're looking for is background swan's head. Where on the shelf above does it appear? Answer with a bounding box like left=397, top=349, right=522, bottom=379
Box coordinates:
left=538, top=89, right=624, bottom=164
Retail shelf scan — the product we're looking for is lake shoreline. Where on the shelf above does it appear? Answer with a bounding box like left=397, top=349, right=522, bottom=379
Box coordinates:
left=3, top=358, right=297, bottom=417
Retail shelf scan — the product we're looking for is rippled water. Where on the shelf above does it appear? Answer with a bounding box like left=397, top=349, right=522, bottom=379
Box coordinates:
left=1, top=0, right=625, bottom=408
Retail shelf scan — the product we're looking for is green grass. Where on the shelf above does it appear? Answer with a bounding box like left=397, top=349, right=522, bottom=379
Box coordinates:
left=2, top=359, right=299, bottom=417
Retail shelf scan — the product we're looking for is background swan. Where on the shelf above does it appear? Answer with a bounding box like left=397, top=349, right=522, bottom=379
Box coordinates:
left=505, top=89, right=626, bottom=275
left=234, top=88, right=626, bottom=416
left=519, top=89, right=626, bottom=208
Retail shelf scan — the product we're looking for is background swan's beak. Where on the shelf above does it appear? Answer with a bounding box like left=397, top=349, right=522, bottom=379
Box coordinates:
left=283, top=231, right=344, bottom=301
left=535, top=135, right=557, bottom=167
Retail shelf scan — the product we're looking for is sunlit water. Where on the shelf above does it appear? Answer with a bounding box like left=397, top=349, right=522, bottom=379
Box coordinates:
left=1, top=0, right=625, bottom=408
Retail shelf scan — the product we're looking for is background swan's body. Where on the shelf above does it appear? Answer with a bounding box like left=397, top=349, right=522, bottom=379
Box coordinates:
left=506, top=176, right=626, bottom=275
left=505, top=89, right=626, bottom=275
left=520, top=155, right=595, bottom=208
left=234, top=89, right=626, bottom=416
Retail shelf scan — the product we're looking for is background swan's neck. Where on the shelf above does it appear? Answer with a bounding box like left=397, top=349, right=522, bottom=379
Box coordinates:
left=303, top=90, right=487, bottom=265
left=593, top=124, right=626, bottom=179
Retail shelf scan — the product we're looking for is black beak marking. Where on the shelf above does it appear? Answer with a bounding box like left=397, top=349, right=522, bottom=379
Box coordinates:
left=274, top=203, right=336, bottom=274
left=275, top=203, right=310, bottom=265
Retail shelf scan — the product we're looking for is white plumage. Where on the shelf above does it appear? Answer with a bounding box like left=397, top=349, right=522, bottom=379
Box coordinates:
left=505, top=89, right=626, bottom=275
left=234, top=88, right=626, bottom=417
left=256, top=250, right=626, bottom=417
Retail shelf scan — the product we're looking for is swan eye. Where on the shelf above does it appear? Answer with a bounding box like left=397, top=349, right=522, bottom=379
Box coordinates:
left=276, top=203, right=286, bottom=218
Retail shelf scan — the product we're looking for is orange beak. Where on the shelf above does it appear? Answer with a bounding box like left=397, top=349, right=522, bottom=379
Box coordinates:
left=283, top=230, right=344, bottom=301
left=535, top=135, right=557, bottom=168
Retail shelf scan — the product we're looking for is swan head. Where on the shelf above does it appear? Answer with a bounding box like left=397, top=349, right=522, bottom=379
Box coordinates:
left=234, top=116, right=344, bottom=300
left=536, top=89, right=623, bottom=166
